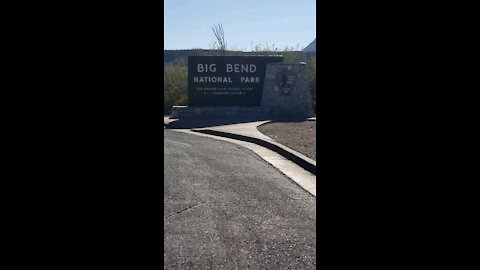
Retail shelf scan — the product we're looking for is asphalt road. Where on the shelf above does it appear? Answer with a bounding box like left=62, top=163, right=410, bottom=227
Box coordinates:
left=164, top=129, right=316, bottom=269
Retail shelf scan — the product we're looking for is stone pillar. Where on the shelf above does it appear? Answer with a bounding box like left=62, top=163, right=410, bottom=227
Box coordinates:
left=261, top=63, right=314, bottom=118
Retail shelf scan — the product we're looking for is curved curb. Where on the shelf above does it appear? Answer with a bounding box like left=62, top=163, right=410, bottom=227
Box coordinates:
left=191, top=129, right=316, bottom=176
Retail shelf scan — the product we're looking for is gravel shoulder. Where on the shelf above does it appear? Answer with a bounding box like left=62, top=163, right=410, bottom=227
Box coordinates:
left=257, top=121, right=316, bottom=161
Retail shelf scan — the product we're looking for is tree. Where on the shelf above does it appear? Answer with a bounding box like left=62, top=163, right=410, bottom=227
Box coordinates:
left=212, top=23, right=227, bottom=55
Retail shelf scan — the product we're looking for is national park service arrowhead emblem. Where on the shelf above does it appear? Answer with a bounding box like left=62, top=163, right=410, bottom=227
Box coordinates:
left=275, top=69, right=297, bottom=95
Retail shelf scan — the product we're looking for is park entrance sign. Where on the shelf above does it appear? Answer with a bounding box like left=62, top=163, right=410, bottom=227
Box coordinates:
left=172, top=55, right=314, bottom=119
left=188, top=56, right=283, bottom=106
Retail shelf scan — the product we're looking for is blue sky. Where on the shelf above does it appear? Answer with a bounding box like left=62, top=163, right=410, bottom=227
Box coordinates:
left=164, top=0, right=316, bottom=51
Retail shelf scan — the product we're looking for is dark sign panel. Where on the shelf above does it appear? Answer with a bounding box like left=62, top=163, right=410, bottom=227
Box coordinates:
left=188, top=56, right=283, bottom=106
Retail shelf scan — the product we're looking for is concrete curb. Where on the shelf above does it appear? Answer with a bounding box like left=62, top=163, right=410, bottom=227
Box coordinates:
left=191, top=129, right=316, bottom=176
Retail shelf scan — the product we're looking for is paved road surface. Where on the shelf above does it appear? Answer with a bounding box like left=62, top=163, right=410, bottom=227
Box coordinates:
left=164, top=129, right=316, bottom=269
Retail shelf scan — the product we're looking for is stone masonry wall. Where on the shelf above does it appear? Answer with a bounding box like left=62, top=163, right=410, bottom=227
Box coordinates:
left=261, top=63, right=314, bottom=118
left=170, top=106, right=267, bottom=119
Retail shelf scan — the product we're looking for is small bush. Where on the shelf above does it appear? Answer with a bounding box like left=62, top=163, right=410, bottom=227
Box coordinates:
left=164, top=63, right=188, bottom=115
left=306, top=56, right=316, bottom=113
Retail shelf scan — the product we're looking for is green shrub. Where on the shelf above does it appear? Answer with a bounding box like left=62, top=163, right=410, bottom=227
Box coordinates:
left=164, top=63, right=188, bottom=115
left=306, top=56, right=316, bottom=113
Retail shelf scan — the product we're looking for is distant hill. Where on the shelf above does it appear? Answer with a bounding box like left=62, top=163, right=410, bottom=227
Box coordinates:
left=164, top=50, right=315, bottom=65
left=302, top=39, right=316, bottom=52
left=164, top=49, right=215, bottom=63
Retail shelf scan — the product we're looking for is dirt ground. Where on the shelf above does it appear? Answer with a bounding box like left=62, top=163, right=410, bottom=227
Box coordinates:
left=257, top=121, right=316, bottom=161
